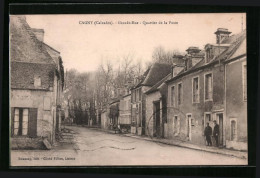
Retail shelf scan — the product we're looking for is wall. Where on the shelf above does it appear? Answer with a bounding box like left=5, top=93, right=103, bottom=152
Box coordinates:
left=167, top=63, right=225, bottom=146
left=225, top=58, right=247, bottom=150
left=101, top=110, right=109, bottom=130
left=11, top=89, right=55, bottom=143
left=119, top=95, right=131, bottom=125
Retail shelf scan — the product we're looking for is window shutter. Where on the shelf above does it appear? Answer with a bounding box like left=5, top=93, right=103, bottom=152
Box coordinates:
left=11, top=107, right=14, bottom=136
left=28, top=108, right=38, bottom=138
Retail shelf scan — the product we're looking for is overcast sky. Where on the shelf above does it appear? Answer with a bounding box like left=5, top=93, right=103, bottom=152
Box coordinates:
left=26, top=13, right=246, bottom=73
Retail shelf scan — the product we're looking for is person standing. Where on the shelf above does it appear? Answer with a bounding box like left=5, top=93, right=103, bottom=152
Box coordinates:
left=204, top=123, right=212, bottom=146
left=213, top=120, right=220, bottom=147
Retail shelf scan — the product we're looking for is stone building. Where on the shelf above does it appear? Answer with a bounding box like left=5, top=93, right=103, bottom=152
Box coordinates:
left=10, top=16, right=64, bottom=149
left=145, top=73, right=171, bottom=138
left=130, top=63, right=172, bottom=135
left=165, top=28, right=247, bottom=150
left=118, top=93, right=131, bottom=132
left=224, top=30, right=247, bottom=150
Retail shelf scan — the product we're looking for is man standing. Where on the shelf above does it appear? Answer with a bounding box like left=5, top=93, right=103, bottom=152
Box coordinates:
left=204, top=123, right=212, bottom=146
left=213, top=120, right=220, bottom=147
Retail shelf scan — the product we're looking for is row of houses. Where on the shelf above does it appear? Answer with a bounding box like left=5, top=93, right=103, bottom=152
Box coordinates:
left=101, top=28, right=247, bottom=151
left=10, top=16, right=64, bottom=149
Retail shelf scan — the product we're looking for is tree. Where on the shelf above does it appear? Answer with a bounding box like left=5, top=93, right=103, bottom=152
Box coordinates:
left=152, top=46, right=183, bottom=64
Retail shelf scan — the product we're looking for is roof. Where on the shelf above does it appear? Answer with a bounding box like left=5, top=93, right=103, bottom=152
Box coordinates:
left=11, top=61, right=55, bottom=90
left=132, top=63, right=172, bottom=89
left=145, top=73, right=171, bottom=95
left=166, top=30, right=246, bottom=84
left=10, top=15, right=55, bottom=64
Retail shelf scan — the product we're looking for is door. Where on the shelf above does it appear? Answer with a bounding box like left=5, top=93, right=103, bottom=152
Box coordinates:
left=153, top=101, right=160, bottom=137
left=186, top=114, right=192, bottom=140
left=216, top=113, right=224, bottom=146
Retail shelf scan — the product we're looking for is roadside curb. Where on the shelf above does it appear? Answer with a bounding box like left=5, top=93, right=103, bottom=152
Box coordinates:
left=96, top=128, right=247, bottom=160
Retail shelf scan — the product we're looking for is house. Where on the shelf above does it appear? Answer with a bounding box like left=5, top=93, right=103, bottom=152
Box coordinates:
left=224, top=30, right=247, bottom=150
left=145, top=73, right=172, bottom=138
left=130, top=63, right=172, bottom=135
left=10, top=16, right=64, bottom=149
left=165, top=28, right=246, bottom=149
left=118, top=88, right=131, bottom=133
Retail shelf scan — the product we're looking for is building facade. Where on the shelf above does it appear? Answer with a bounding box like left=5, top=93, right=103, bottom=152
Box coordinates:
left=10, top=16, right=64, bottom=149
left=165, top=28, right=247, bottom=149
left=130, top=63, right=172, bottom=135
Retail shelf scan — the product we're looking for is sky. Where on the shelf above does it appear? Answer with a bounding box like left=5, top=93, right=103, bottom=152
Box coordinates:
left=25, top=13, right=246, bottom=73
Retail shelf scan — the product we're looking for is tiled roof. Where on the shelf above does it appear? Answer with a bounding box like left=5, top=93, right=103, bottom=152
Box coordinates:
left=166, top=30, right=246, bottom=83
left=145, top=73, right=171, bottom=94
left=11, top=61, right=55, bottom=90
left=10, top=15, right=55, bottom=64
left=137, top=63, right=172, bottom=88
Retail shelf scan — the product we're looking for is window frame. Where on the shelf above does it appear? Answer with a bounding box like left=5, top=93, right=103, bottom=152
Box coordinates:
left=13, top=107, right=29, bottom=137
left=204, top=112, right=212, bottom=127
left=204, top=72, right=213, bottom=102
left=170, top=85, right=175, bottom=107
left=192, top=76, right=200, bottom=103
left=177, top=82, right=183, bottom=106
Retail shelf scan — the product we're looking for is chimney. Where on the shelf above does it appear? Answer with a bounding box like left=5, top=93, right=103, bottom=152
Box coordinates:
left=186, top=46, right=201, bottom=55
left=214, top=28, right=231, bottom=44
left=32, top=28, right=45, bottom=42
left=185, top=47, right=202, bottom=70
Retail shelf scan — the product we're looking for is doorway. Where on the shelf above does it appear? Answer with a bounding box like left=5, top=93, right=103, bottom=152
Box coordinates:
left=153, top=101, right=160, bottom=137
left=186, top=114, right=192, bottom=140
left=216, top=113, right=224, bottom=146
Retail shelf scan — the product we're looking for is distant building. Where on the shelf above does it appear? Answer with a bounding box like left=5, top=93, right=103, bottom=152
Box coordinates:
left=130, top=63, right=172, bottom=135
left=10, top=16, right=64, bottom=149
left=119, top=91, right=131, bottom=132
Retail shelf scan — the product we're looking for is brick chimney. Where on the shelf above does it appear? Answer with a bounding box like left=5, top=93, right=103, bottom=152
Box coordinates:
left=185, top=47, right=203, bottom=70
left=214, top=28, right=231, bottom=44
left=32, top=28, right=45, bottom=42
left=186, top=46, right=201, bottom=55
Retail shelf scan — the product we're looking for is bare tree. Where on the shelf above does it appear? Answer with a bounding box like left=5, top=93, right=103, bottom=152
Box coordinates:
left=152, top=46, right=183, bottom=64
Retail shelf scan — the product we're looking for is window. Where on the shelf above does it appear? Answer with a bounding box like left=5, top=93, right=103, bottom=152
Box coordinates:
left=34, top=76, right=41, bottom=87
left=178, top=83, right=182, bottom=105
left=171, top=86, right=175, bottom=106
left=13, top=108, right=28, bottom=136
left=242, top=62, right=247, bottom=101
left=12, top=108, right=37, bottom=137
left=230, top=119, right=237, bottom=141
left=205, top=73, right=213, bottom=101
left=205, top=113, right=211, bottom=122
left=192, top=77, right=199, bottom=103
left=206, top=46, right=213, bottom=63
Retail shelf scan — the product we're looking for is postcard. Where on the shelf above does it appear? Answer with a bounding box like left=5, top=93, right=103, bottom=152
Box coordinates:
left=9, top=13, right=247, bottom=166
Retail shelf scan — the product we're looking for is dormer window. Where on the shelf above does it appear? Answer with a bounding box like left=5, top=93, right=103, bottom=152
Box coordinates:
left=34, top=76, right=41, bottom=87
left=205, top=45, right=213, bottom=63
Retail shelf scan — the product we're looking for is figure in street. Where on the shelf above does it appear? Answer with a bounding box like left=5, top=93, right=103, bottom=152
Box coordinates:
left=213, top=120, right=220, bottom=147
left=204, top=123, right=212, bottom=146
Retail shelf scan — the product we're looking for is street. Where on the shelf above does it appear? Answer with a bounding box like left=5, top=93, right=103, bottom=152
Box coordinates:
left=11, top=126, right=247, bottom=166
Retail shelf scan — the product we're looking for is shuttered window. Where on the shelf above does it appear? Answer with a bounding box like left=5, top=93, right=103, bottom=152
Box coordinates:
left=11, top=108, right=37, bottom=137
